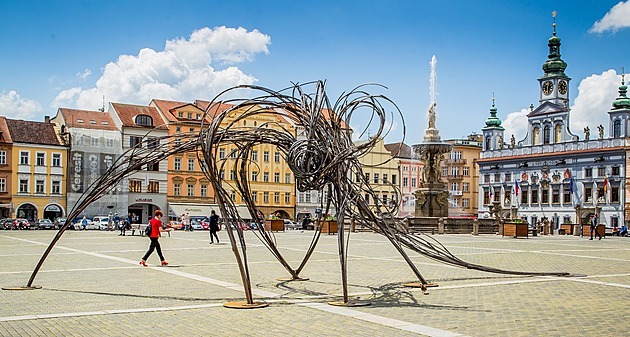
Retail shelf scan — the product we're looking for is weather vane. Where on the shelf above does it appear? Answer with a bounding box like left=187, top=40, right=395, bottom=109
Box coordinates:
left=622, top=66, right=625, bottom=85
left=552, top=11, right=557, bottom=35
left=492, top=92, right=495, bottom=107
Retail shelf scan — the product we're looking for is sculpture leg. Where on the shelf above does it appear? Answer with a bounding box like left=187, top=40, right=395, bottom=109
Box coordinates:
left=328, top=216, right=370, bottom=307
left=223, top=222, right=268, bottom=309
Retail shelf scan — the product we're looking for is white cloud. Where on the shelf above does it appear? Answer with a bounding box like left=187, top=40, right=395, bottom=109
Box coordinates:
left=0, top=90, right=42, bottom=119
left=569, top=69, right=620, bottom=133
left=589, top=1, right=630, bottom=33
left=53, top=26, right=271, bottom=110
left=502, top=108, right=529, bottom=141
left=500, top=69, right=622, bottom=140
left=76, top=69, right=92, bottom=81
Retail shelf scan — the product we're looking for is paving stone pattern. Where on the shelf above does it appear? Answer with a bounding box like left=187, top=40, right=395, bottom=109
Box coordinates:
left=0, top=230, right=628, bottom=336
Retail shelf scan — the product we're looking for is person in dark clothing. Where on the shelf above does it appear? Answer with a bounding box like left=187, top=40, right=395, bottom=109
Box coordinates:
left=209, top=210, right=220, bottom=244
left=140, top=210, right=171, bottom=266
left=590, top=214, right=602, bottom=240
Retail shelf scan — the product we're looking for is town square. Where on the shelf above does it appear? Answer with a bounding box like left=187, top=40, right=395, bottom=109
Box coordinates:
left=0, top=1, right=629, bottom=336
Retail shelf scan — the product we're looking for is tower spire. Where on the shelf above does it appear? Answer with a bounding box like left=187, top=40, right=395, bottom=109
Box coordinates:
left=542, top=10, right=567, bottom=78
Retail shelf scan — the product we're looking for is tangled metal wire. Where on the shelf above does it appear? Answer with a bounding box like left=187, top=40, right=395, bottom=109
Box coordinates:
left=24, top=80, right=572, bottom=305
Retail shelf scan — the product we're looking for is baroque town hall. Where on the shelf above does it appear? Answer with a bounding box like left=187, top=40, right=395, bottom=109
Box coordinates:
left=477, top=22, right=630, bottom=229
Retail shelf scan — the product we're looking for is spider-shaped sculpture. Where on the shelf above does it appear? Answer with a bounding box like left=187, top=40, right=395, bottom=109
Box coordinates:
left=17, top=81, right=573, bottom=308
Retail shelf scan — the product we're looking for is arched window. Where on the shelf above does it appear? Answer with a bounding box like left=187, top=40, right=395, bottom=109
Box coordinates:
left=543, top=125, right=551, bottom=144
left=135, top=115, right=153, bottom=126
left=613, top=119, right=621, bottom=138
left=554, top=124, right=562, bottom=143
left=485, top=136, right=491, bottom=151
left=533, top=127, right=540, bottom=145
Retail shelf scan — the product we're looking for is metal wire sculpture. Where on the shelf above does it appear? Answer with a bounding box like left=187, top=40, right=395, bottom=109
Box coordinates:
left=19, top=80, right=573, bottom=307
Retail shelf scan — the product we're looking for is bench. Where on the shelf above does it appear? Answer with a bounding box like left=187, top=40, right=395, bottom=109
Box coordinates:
left=128, top=223, right=149, bottom=236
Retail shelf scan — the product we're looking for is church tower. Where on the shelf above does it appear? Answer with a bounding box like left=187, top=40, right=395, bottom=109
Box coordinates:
left=482, top=97, right=505, bottom=151
left=608, top=72, right=630, bottom=138
left=524, top=12, right=575, bottom=146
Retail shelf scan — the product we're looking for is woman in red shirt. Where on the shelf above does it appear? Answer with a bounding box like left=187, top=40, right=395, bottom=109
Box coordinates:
left=139, top=210, right=170, bottom=266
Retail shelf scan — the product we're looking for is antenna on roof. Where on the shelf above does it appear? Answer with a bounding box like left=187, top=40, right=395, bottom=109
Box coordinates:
left=98, top=95, right=105, bottom=112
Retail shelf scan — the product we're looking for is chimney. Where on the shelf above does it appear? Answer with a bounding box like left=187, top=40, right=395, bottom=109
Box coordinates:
left=44, top=115, right=50, bottom=123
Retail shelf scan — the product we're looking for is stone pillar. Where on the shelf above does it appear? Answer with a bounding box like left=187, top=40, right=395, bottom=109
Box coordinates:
left=350, top=217, right=356, bottom=233
left=437, top=217, right=445, bottom=234
left=472, top=219, right=479, bottom=236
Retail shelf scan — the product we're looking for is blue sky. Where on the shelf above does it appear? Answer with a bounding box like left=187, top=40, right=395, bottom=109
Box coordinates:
left=1, top=0, right=629, bottom=145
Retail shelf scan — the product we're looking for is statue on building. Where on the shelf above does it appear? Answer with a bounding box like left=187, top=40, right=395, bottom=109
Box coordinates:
left=510, top=134, right=515, bottom=148
left=498, top=136, right=503, bottom=149
left=597, top=124, right=604, bottom=139
left=584, top=126, right=590, bottom=140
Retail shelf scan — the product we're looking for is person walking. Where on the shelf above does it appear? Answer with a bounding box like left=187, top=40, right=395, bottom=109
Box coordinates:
left=81, top=216, right=88, bottom=230
left=590, top=214, right=603, bottom=240
left=209, top=210, right=220, bottom=244
left=140, top=210, right=171, bottom=266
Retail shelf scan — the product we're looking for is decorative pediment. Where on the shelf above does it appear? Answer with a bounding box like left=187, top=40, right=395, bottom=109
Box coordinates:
left=527, top=101, right=568, bottom=117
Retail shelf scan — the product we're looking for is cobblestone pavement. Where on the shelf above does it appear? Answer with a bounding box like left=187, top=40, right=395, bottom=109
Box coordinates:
left=0, top=230, right=628, bottom=336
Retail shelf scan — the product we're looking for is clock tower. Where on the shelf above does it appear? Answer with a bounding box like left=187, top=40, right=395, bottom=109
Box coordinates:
left=538, top=13, right=570, bottom=107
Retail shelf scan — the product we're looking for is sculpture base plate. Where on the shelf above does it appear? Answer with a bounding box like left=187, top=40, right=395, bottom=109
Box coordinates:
left=328, top=300, right=371, bottom=307
left=223, top=301, right=269, bottom=309
left=276, top=276, right=309, bottom=281
left=403, top=282, right=439, bottom=288
left=2, top=285, right=42, bottom=291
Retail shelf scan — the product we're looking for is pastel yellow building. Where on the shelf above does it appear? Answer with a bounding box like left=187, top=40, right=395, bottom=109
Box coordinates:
left=6, top=118, right=67, bottom=221
left=198, top=101, right=296, bottom=220
left=443, top=134, right=482, bottom=217
left=357, top=137, right=399, bottom=213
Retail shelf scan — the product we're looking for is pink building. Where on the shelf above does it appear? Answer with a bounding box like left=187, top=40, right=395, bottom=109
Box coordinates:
left=384, top=143, right=423, bottom=217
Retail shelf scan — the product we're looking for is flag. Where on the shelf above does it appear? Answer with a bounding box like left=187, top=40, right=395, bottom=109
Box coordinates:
left=569, top=176, right=574, bottom=194
left=603, top=177, right=608, bottom=194
left=488, top=186, right=494, bottom=200
left=513, top=180, right=519, bottom=196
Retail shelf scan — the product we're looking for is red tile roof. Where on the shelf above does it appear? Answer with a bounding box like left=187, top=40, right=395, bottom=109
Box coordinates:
left=0, top=117, right=13, bottom=143
left=195, top=100, right=234, bottom=118
left=110, top=103, right=168, bottom=130
left=150, top=99, right=212, bottom=123
left=57, top=108, right=119, bottom=131
left=384, top=142, right=414, bottom=158
left=5, top=118, right=63, bottom=146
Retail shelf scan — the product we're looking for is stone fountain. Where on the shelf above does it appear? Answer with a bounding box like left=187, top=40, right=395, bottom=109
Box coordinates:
left=413, top=56, right=452, bottom=218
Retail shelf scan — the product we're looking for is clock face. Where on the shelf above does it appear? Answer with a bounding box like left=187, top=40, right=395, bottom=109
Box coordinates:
left=542, top=81, right=554, bottom=96
left=558, top=80, right=567, bottom=95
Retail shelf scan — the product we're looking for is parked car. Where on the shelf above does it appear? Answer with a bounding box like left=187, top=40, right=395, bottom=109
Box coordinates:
left=190, top=220, right=203, bottom=231
left=283, top=219, right=299, bottom=230
left=54, top=218, right=67, bottom=230
left=36, top=218, right=55, bottom=230
left=1, top=218, right=14, bottom=230
left=73, top=217, right=96, bottom=230
left=92, top=216, right=111, bottom=230
left=190, top=216, right=209, bottom=230
left=13, top=218, right=30, bottom=230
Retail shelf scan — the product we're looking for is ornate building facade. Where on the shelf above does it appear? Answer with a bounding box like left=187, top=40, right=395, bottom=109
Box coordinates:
left=477, top=23, right=628, bottom=228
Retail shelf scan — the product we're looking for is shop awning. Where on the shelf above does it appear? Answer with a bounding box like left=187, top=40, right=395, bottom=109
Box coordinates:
left=168, top=203, right=253, bottom=220
left=168, top=203, right=216, bottom=218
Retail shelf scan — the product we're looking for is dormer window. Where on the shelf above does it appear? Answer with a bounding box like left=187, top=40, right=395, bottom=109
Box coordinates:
left=90, top=120, right=96, bottom=124
left=135, top=114, right=153, bottom=126
left=101, top=121, right=109, bottom=125
left=178, top=112, right=184, bottom=118
left=77, top=119, right=84, bottom=123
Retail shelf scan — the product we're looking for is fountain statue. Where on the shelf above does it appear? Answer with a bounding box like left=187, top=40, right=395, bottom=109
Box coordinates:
left=413, top=56, right=452, bottom=218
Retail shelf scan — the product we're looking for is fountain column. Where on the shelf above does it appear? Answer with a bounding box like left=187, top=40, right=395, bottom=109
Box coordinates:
left=413, top=56, right=452, bottom=218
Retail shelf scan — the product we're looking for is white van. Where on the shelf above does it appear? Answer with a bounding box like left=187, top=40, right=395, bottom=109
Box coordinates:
left=93, top=216, right=111, bottom=230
